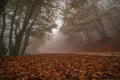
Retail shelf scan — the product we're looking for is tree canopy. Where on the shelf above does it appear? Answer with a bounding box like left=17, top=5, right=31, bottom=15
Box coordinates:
left=61, top=0, right=120, bottom=44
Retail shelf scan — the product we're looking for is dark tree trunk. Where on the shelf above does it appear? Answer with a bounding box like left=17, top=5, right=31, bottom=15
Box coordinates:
left=20, top=10, right=39, bottom=56
left=9, top=0, right=19, bottom=55
left=11, top=1, right=36, bottom=56
left=14, top=12, right=22, bottom=38
left=0, top=0, right=9, bottom=15
left=20, top=26, right=33, bottom=56
left=0, top=10, right=7, bottom=55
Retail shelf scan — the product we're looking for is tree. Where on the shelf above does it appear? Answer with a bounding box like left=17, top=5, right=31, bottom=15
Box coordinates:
left=0, top=0, right=58, bottom=56
left=61, top=0, right=113, bottom=44
left=0, top=0, right=9, bottom=15
left=0, top=9, right=7, bottom=55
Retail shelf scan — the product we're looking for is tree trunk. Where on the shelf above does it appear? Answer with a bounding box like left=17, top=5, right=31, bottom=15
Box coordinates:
left=0, top=0, right=9, bottom=15
left=9, top=0, right=19, bottom=55
left=12, top=1, right=36, bottom=56
left=0, top=10, right=7, bottom=55
left=93, top=2, right=108, bottom=40
left=20, top=10, right=39, bottom=56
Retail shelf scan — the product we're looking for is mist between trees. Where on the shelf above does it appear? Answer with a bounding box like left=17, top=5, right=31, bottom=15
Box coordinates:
left=61, top=0, right=120, bottom=45
left=0, top=0, right=120, bottom=56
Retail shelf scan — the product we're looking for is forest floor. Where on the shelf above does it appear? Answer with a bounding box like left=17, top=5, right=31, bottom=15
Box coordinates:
left=0, top=53, right=120, bottom=80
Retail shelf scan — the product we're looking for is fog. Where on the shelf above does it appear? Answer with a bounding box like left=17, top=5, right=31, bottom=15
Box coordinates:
left=1, top=0, right=119, bottom=56
left=25, top=0, right=120, bottom=54
left=39, top=19, right=70, bottom=53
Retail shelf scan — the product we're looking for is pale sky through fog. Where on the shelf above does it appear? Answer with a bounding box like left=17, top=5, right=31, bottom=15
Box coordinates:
left=39, top=19, right=70, bottom=53
left=38, top=1, right=71, bottom=53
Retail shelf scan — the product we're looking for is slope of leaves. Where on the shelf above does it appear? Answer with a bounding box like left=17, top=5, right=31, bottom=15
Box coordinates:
left=0, top=54, right=120, bottom=80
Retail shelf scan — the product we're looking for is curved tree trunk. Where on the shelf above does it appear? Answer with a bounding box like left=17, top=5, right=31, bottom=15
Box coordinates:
left=20, top=10, right=39, bottom=56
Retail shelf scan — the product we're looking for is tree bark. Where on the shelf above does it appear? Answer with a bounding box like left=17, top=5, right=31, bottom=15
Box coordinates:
left=12, top=1, right=37, bottom=56
left=0, top=0, right=9, bottom=15
left=20, top=10, right=39, bottom=56
left=9, top=0, right=19, bottom=55
left=0, top=10, right=7, bottom=55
